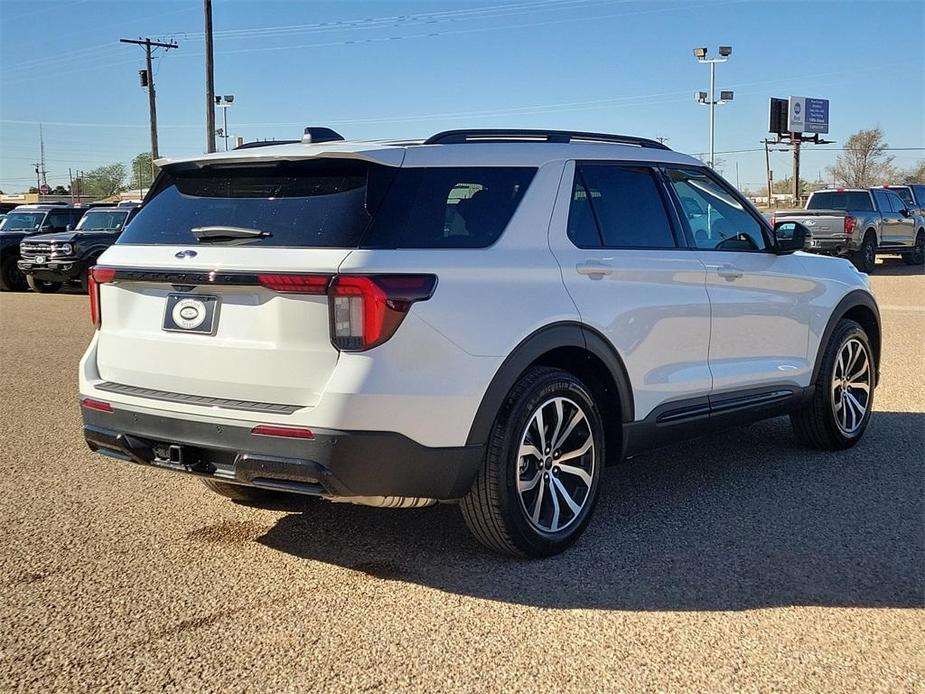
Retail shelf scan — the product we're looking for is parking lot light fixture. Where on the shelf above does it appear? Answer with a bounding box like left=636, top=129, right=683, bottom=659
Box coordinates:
left=692, top=46, right=733, bottom=169
left=215, top=94, right=235, bottom=151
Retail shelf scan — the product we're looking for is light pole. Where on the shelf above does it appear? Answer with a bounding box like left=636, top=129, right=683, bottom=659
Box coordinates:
left=693, top=46, right=733, bottom=169
left=214, top=94, right=234, bottom=151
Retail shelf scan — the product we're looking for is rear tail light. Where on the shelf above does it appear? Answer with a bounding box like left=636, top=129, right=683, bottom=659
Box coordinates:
left=251, top=424, right=314, bottom=439
left=844, top=216, right=857, bottom=235
left=769, top=215, right=776, bottom=227
left=257, top=274, right=330, bottom=294
left=329, top=274, right=437, bottom=351
left=89, top=266, right=116, bottom=329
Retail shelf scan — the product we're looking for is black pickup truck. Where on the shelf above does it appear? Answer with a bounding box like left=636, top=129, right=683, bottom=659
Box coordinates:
left=18, top=202, right=141, bottom=293
left=0, top=204, right=86, bottom=291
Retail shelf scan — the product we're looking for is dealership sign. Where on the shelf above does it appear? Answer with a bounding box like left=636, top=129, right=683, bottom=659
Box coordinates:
left=787, top=96, right=829, bottom=134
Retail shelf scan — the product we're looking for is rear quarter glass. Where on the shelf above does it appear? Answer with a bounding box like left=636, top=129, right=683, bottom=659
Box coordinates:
left=117, top=160, right=537, bottom=250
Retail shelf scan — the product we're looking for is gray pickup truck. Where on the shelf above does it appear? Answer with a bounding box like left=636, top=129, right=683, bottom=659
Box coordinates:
left=774, top=188, right=925, bottom=273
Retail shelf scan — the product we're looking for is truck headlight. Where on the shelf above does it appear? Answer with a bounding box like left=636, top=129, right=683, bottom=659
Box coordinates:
left=58, top=243, right=73, bottom=255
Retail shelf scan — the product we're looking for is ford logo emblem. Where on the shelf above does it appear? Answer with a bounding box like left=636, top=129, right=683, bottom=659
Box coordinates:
left=175, top=250, right=198, bottom=259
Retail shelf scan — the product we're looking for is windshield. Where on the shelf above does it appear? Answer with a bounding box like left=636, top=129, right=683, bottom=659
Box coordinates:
left=76, top=209, right=130, bottom=231
left=0, top=211, right=45, bottom=231
left=807, top=191, right=874, bottom=211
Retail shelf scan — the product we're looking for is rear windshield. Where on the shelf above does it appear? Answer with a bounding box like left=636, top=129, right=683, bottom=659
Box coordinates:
left=806, top=191, right=874, bottom=211
left=118, top=160, right=536, bottom=249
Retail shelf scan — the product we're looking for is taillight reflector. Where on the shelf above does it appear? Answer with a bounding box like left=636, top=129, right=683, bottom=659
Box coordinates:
left=89, top=266, right=116, bottom=329
left=257, top=274, right=330, bottom=294
left=251, top=425, right=315, bottom=439
left=844, top=216, right=857, bottom=235
left=81, top=397, right=113, bottom=413
left=328, top=274, right=437, bottom=352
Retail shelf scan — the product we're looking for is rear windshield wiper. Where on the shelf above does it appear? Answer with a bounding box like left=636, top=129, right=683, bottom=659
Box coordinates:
left=191, top=225, right=272, bottom=243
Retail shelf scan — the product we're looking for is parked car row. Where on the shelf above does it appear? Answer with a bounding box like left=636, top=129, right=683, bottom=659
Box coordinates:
left=773, top=184, right=925, bottom=273
left=0, top=201, right=140, bottom=292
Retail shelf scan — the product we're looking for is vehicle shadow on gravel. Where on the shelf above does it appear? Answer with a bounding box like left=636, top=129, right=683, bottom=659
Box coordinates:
left=258, top=411, right=924, bottom=610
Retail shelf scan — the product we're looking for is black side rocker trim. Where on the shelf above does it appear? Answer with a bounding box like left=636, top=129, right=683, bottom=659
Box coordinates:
left=622, top=385, right=813, bottom=457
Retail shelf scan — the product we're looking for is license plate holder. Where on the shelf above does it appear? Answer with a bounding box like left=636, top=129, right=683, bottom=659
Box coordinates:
left=162, top=294, right=220, bottom=335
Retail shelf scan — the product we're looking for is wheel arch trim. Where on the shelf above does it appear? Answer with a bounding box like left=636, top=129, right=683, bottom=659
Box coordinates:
left=811, top=289, right=881, bottom=387
left=465, top=321, right=634, bottom=447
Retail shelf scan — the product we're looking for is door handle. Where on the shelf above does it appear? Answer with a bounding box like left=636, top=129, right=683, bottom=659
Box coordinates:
left=576, top=261, right=614, bottom=278
left=716, top=264, right=743, bottom=280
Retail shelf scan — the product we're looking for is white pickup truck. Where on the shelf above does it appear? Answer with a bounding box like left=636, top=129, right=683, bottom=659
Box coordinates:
left=773, top=188, right=925, bottom=273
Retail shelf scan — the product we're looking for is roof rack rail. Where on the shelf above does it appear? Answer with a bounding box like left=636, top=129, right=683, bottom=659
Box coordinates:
left=233, top=139, right=299, bottom=150
left=423, top=129, right=671, bottom=150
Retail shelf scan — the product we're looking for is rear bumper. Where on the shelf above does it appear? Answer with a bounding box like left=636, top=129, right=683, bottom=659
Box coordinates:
left=804, top=236, right=853, bottom=255
left=81, top=403, right=483, bottom=500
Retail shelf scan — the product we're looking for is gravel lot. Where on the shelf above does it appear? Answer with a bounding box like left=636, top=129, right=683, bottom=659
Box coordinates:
left=1, top=260, right=922, bottom=692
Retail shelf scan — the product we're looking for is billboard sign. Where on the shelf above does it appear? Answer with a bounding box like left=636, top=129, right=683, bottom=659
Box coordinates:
left=787, top=96, right=829, bottom=134
left=768, top=97, right=789, bottom=134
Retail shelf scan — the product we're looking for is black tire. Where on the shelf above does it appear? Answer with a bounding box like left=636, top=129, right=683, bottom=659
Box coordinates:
left=790, top=319, right=874, bottom=451
left=0, top=256, right=28, bottom=292
left=460, top=366, right=605, bottom=558
left=26, top=275, right=63, bottom=293
left=201, top=479, right=282, bottom=504
left=851, top=231, right=876, bottom=274
left=902, top=230, right=924, bottom=266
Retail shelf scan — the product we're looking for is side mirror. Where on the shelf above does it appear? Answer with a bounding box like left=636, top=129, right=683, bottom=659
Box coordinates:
left=900, top=208, right=910, bottom=217
left=66, top=224, right=74, bottom=232
left=774, top=221, right=808, bottom=254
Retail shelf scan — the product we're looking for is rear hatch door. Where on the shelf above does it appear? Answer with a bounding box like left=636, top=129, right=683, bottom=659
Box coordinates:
left=94, top=156, right=397, bottom=410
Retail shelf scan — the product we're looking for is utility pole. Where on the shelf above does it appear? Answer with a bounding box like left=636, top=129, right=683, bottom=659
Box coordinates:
left=39, top=123, right=48, bottom=189
left=120, top=37, right=178, bottom=160
left=34, top=163, right=41, bottom=201
left=68, top=168, right=74, bottom=204
left=791, top=134, right=801, bottom=206
left=693, top=46, right=734, bottom=169
left=762, top=139, right=773, bottom=207
left=204, top=0, right=216, bottom=153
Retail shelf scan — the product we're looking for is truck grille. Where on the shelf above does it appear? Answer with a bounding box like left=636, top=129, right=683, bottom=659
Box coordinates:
left=21, top=241, right=54, bottom=256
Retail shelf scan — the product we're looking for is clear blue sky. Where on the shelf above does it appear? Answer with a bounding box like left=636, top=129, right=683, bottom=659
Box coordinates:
left=1, top=0, right=923, bottom=193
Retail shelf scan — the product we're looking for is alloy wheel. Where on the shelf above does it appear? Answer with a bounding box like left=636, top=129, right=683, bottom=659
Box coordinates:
left=516, top=396, right=595, bottom=533
left=831, top=337, right=871, bottom=436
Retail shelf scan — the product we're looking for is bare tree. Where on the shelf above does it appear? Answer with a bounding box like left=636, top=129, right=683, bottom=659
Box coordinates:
left=827, top=127, right=895, bottom=187
left=899, top=160, right=925, bottom=183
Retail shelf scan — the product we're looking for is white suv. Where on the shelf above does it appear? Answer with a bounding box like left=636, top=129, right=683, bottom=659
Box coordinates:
left=79, top=128, right=881, bottom=557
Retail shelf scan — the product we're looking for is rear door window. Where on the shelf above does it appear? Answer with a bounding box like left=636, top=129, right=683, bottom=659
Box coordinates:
left=872, top=189, right=893, bottom=212
left=567, top=164, right=677, bottom=248
left=886, top=191, right=908, bottom=213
